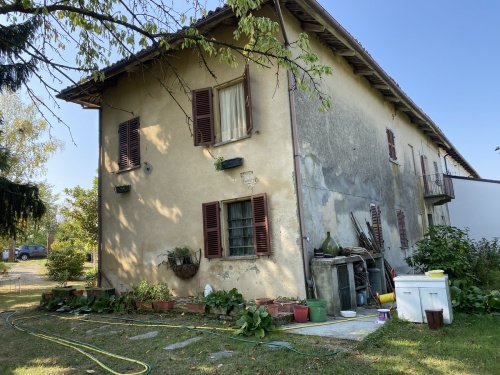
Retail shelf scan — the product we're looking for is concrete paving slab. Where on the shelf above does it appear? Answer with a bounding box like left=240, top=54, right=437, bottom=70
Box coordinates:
left=281, top=308, right=381, bottom=341
left=129, top=331, right=159, bottom=340
left=163, top=336, right=203, bottom=350
left=209, top=350, right=238, bottom=360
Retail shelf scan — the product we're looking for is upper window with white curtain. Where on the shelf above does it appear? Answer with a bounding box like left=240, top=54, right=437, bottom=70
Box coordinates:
left=218, top=81, right=246, bottom=142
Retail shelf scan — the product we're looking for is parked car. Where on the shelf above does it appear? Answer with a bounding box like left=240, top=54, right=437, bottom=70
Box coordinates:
left=16, top=245, right=47, bottom=260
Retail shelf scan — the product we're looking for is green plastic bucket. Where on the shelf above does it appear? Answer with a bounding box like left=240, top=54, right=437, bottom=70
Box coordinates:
left=306, top=298, right=327, bottom=308
left=309, top=306, right=327, bottom=322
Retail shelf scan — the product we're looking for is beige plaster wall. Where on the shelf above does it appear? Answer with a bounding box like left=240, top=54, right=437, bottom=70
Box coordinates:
left=99, top=27, right=306, bottom=299
left=282, top=8, right=466, bottom=271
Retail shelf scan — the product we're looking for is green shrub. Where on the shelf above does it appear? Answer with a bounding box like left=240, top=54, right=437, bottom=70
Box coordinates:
left=469, top=238, right=500, bottom=289
left=46, top=242, right=86, bottom=280
left=84, top=268, right=98, bottom=287
left=405, top=225, right=474, bottom=283
left=132, top=280, right=154, bottom=303
left=235, top=306, right=275, bottom=338
left=150, top=283, right=171, bottom=301
left=205, top=288, right=244, bottom=313
left=450, top=280, right=500, bottom=313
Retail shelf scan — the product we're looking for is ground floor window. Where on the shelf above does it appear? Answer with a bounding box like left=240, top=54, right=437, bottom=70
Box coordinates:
left=227, top=200, right=254, bottom=256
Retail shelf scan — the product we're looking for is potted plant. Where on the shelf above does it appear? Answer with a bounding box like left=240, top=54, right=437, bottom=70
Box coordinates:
left=163, top=247, right=201, bottom=279
left=186, top=295, right=207, bottom=314
left=85, top=268, right=98, bottom=288
left=293, top=299, right=309, bottom=323
left=51, top=270, right=76, bottom=299
left=274, top=296, right=298, bottom=313
left=151, top=283, right=175, bottom=312
left=133, top=279, right=154, bottom=310
left=206, top=288, right=244, bottom=316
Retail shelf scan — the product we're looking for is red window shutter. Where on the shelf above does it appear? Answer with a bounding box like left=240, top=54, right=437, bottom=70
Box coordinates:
left=118, top=121, right=129, bottom=170
left=252, top=193, right=270, bottom=256
left=128, top=118, right=140, bottom=167
left=118, top=117, right=140, bottom=170
left=396, top=209, right=409, bottom=249
left=202, top=201, right=221, bottom=258
left=386, top=128, right=397, bottom=160
left=370, top=204, right=384, bottom=248
left=192, top=88, right=214, bottom=146
left=243, top=63, right=253, bottom=134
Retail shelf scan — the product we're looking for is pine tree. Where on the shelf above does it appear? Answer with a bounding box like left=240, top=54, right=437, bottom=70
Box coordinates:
left=0, top=17, right=40, bottom=92
left=0, top=16, right=46, bottom=239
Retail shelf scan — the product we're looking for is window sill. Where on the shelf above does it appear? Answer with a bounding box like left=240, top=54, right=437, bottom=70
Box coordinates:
left=214, top=134, right=251, bottom=147
left=389, top=158, right=400, bottom=166
left=115, top=165, right=141, bottom=174
left=221, top=255, right=258, bottom=261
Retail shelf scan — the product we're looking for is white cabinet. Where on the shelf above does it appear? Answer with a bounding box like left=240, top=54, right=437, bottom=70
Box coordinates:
left=394, top=275, right=453, bottom=324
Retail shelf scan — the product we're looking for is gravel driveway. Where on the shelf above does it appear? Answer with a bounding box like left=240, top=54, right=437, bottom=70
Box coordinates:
left=6, top=261, right=54, bottom=289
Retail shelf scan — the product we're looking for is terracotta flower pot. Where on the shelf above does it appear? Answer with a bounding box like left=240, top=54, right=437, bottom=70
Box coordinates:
left=276, top=301, right=296, bottom=313
left=72, top=289, right=84, bottom=297
left=255, top=298, right=273, bottom=307
left=293, top=304, right=309, bottom=323
left=153, top=300, right=175, bottom=312
left=265, top=303, right=279, bottom=317
left=136, top=300, right=153, bottom=311
left=186, top=302, right=206, bottom=314
left=41, top=292, right=54, bottom=300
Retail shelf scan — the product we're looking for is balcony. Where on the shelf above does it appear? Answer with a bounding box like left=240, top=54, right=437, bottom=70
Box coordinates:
left=423, top=174, right=455, bottom=206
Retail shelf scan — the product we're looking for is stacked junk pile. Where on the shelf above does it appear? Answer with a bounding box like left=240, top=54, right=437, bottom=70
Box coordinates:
left=310, top=212, right=453, bottom=329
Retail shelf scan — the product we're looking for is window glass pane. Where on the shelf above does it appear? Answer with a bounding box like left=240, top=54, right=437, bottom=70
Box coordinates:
left=228, top=200, right=253, bottom=256
left=219, top=82, right=246, bottom=142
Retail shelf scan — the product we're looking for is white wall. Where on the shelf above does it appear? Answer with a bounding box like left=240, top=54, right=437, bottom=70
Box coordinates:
left=448, top=177, right=500, bottom=240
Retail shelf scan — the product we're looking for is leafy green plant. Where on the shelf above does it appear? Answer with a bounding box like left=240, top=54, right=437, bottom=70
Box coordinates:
left=46, top=242, right=86, bottom=281
left=188, top=295, right=207, bottom=304
left=151, top=283, right=171, bottom=301
left=205, top=288, right=244, bottom=313
left=450, top=280, right=500, bottom=313
left=214, top=156, right=224, bottom=171
left=469, top=238, right=500, bottom=289
left=84, top=268, right=98, bottom=287
left=133, top=280, right=155, bottom=303
left=54, top=270, right=70, bottom=287
left=405, top=225, right=474, bottom=283
left=235, top=306, right=275, bottom=338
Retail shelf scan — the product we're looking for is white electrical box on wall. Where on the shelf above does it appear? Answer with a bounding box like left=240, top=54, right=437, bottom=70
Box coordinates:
left=394, top=275, right=453, bottom=324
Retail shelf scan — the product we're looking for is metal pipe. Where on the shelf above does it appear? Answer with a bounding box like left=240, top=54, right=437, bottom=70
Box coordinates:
left=273, top=0, right=312, bottom=297
left=97, top=107, right=103, bottom=287
left=443, top=153, right=450, bottom=175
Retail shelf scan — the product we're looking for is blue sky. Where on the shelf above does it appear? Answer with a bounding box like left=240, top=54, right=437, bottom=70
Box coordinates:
left=44, top=0, right=500, bottom=197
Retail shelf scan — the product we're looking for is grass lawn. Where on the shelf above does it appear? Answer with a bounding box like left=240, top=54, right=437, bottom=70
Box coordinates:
left=0, top=308, right=498, bottom=375
left=1, top=261, right=498, bottom=374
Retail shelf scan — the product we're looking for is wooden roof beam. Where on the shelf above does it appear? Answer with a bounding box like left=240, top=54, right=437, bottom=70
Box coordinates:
left=337, top=49, right=356, bottom=56
left=354, top=69, right=375, bottom=76
left=302, top=22, right=325, bottom=32
left=373, top=84, right=390, bottom=90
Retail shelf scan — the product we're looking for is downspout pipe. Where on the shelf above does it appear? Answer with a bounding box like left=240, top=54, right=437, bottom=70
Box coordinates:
left=273, top=0, right=313, bottom=298
left=97, top=107, right=103, bottom=287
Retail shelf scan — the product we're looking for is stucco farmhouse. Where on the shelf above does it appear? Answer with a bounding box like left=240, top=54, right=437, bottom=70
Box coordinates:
left=58, top=0, right=478, bottom=300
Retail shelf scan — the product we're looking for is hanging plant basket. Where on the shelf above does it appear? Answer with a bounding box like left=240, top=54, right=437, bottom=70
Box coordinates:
left=171, top=263, right=199, bottom=279
left=159, top=248, right=201, bottom=280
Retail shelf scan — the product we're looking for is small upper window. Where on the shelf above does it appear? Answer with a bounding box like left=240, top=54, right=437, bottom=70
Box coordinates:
left=192, top=64, right=252, bottom=146
left=386, top=128, right=397, bottom=161
left=118, top=117, right=141, bottom=171
left=219, top=82, right=247, bottom=143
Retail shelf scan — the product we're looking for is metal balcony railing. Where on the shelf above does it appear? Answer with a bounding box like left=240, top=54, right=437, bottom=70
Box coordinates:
left=423, top=173, right=455, bottom=203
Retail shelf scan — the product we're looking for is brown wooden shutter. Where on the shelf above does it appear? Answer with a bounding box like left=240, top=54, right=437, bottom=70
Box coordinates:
left=252, top=193, right=270, bottom=256
left=129, top=118, right=140, bottom=167
left=396, top=209, right=409, bottom=249
left=192, top=88, right=214, bottom=146
left=202, top=201, right=221, bottom=258
left=370, top=204, right=384, bottom=248
left=386, top=128, right=397, bottom=160
left=243, top=63, right=253, bottom=134
left=421, top=155, right=429, bottom=194
left=118, top=121, right=129, bottom=170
